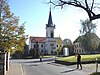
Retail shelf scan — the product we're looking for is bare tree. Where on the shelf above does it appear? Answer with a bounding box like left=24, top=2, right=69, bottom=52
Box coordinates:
left=80, top=19, right=97, bottom=35
left=50, top=0, right=100, bottom=21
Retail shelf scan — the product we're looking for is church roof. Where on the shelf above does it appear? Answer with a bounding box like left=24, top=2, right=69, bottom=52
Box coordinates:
left=30, top=36, right=46, bottom=43
left=30, top=36, right=63, bottom=44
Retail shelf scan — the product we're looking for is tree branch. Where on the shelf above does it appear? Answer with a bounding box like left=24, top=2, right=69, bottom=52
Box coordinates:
left=92, top=14, right=100, bottom=20
left=91, top=0, right=94, bottom=11
left=50, top=0, right=100, bottom=21
left=85, top=0, right=89, bottom=9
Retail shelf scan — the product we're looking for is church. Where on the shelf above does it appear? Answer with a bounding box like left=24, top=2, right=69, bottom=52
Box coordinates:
left=29, top=8, right=63, bottom=55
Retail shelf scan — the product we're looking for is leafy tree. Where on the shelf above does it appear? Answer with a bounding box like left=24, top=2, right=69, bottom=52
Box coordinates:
left=57, top=45, right=62, bottom=55
left=34, top=41, right=40, bottom=58
left=50, top=0, right=100, bottom=21
left=29, top=41, right=39, bottom=58
left=80, top=19, right=99, bottom=51
left=23, top=43, right=29, bottom=54
left=0, top=0, right=27, bottom=53
left=56, top=37, right=63, bottom=55
left=63, top=39, right=73, bottom=50
left=63, top=39, right=74, bottom=55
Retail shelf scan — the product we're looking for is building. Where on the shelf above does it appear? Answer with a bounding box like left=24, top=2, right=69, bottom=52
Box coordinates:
left=73, top=33, right=100, bottom=54
left=29, top=8, right=63, bottom=55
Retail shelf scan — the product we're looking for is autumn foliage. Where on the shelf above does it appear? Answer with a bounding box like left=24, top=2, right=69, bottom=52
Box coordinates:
left=0, top=0, right=27, bottom=54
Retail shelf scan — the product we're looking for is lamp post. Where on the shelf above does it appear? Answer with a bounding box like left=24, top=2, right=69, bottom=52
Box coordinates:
left=96, top=58, right=98, bottom=73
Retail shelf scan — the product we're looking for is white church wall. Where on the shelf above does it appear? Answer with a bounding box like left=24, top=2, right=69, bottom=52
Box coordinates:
left=46, top=27, right=55, bottom=37
left=29, top=42, right=45, bottom=50
left=45, top=38, right=57, bottom=54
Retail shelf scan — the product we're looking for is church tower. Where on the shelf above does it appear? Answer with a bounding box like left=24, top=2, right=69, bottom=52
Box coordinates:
left=46, top=8, right=55, bottom=38
left=45, top=7, right=56, bottom=54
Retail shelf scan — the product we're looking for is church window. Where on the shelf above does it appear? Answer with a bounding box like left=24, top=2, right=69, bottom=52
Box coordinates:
left=53, top=47, right=56, bottom=49
left=51, top=31, right=54, bottom=38
left=50, top=43, right=54, bottom=46
left=57, top=45, right=58, bottom=47
left=41, top=44, right=43, bottom=47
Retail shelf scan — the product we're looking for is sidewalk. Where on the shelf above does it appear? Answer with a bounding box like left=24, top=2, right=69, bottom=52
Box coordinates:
left=6, top=63, right=23, bottom=75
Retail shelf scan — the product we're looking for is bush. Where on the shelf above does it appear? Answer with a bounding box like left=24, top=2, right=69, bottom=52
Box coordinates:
left=57, top=54, right=100, bottom=62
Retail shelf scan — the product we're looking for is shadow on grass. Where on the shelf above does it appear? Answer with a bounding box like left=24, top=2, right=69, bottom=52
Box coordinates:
left=61, top=69, right=77, bottom=73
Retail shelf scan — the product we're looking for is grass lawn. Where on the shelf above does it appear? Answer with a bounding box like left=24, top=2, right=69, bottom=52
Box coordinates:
left=57, top=54, right=100, bottom=62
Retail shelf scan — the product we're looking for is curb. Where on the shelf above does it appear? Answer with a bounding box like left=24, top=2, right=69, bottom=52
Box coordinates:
left=55, top=60, right=100, bottom=66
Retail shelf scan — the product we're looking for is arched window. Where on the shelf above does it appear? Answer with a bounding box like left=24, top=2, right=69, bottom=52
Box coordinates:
left=51, top=31, right=54, bottom=38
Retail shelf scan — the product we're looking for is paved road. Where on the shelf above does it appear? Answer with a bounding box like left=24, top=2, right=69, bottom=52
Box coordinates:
left=10, top=58, right=99, bottom=75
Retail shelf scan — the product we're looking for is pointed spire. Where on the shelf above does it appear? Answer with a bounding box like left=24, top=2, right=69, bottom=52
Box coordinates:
left=46, top=4, right=55, bottom=28
left=47, top=6, right=53, bottom=26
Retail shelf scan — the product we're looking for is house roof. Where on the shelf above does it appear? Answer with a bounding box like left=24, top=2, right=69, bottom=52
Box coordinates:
left=73, top=36, right=82, bottom=43
left=73, top=33, right=100, bottom=43
left=30, top=36, right=46, bottom=43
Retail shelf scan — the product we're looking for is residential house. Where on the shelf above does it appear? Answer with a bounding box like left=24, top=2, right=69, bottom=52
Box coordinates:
left=73, top=33, right=100, bottom=54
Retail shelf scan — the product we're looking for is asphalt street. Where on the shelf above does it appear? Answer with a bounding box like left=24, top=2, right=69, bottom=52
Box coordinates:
left=10, top=57, right=99, bottom=75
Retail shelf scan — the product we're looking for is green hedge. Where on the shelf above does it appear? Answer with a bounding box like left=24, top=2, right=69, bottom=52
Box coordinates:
left=57, top=54, right=100, bottom=62
left=55, top=54, right=100, bottom=66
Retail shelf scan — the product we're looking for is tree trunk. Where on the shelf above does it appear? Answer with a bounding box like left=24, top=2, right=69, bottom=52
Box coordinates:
left=6, top=52, right=10, bottom=71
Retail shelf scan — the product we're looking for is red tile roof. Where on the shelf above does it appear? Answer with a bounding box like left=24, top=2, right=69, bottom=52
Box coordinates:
left=30, top=36, right=46, bottom=43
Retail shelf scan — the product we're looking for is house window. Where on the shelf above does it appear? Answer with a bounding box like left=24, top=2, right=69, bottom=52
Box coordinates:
left=75, top=49, right=77, bottom=53
left=74, top=45, right=76, bottom=48
left=77, top=45, right=78, bottom=47
left=79, top=44, right=81, bottom=47
left=74, top=50, right=76, bottom=53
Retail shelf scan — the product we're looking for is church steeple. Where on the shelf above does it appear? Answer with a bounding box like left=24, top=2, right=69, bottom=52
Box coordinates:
left=46, top=7, right=55, bottom=27
left=48, top=7, right=53, bottom=26
left=46, top=7, right=56, bottom=38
